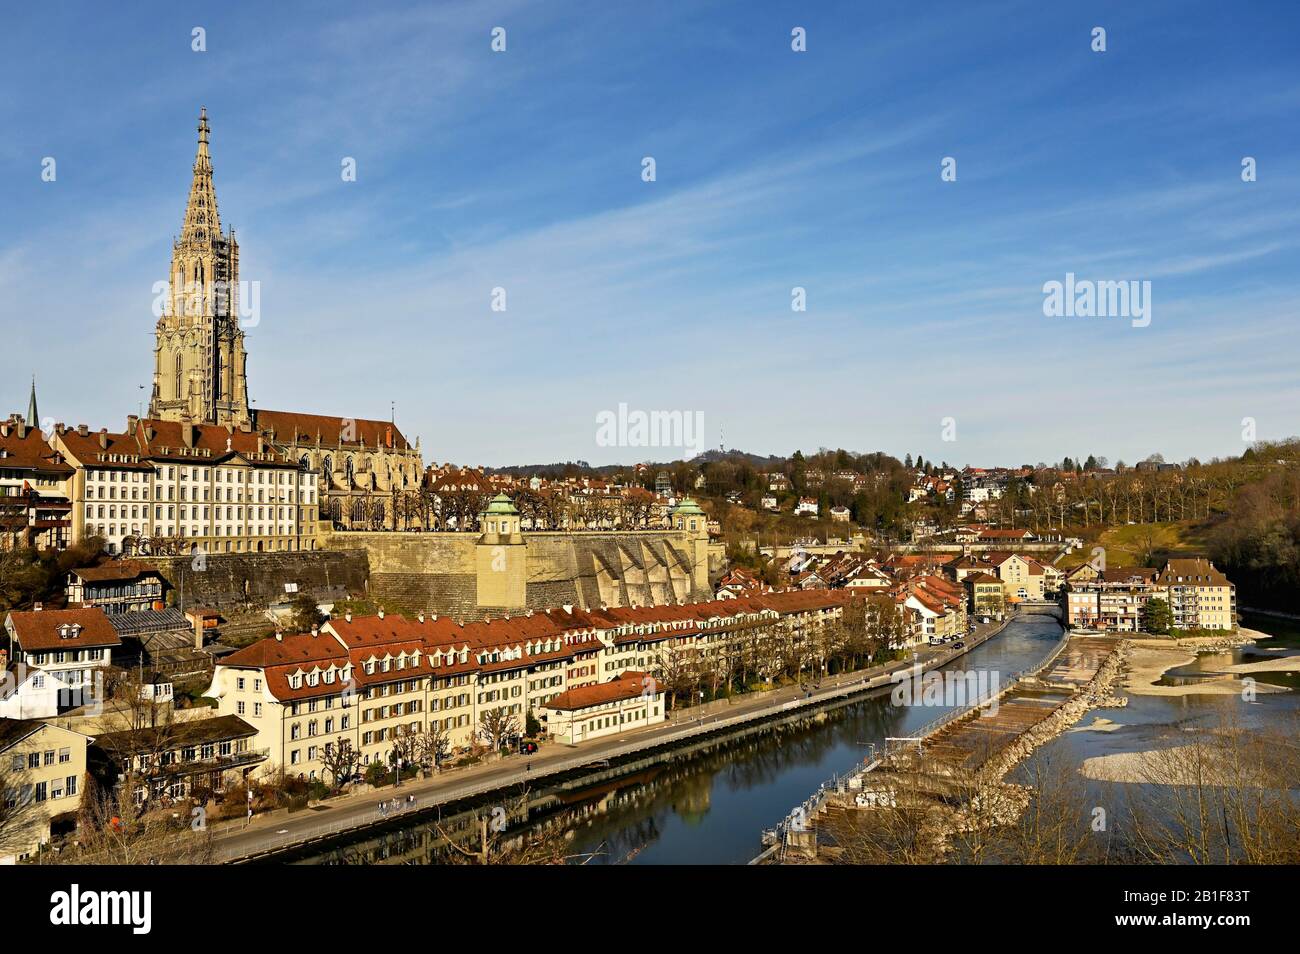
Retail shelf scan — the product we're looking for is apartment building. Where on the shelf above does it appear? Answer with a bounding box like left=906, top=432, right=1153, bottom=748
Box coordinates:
left=1064, top=559, right=1236, bottom=633
left=0, top=415, right=73, bottom=551
left=203, top=590, right=858, bottom=781
left=3, top=607, right=121, bottom=713
left=65, top=561, right=167, bottom=615
left=0, top=719, right=92, bottom=863
left=53, top=417, right=318, bottom=557
left=1064, top=567, right=1160, bottom=632
left=90, top=714, right=266, bottom=805
left=964, top=572, right=1005, bottom=618
left=542, top=671, right=666, bottom=745
left=1155, top=558, right=1237, bottom=631
left=987, top=552, right=1046, bottom=602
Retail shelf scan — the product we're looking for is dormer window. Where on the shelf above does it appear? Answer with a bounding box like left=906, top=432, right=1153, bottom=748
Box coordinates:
left=57, top=623, right=83, bottom=639
left=289, top=673, right=303, bottom=690
left=307, top=671, right=319, bottom=687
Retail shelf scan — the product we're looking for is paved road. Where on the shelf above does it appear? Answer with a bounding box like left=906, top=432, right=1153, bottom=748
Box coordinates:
left=213, top=619, right=1010, bottom=862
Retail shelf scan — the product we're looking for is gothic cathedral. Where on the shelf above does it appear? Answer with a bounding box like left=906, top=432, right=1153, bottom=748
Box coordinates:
left=148, top=107, right=251, bottom=428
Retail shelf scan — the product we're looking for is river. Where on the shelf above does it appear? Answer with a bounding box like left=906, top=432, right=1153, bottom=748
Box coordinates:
left=291, top=612, right=1061, bottom=864
left=289, top=611, right=1299, bottom=865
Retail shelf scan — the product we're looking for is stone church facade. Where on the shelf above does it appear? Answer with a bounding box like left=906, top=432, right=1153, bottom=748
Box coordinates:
left=147, top=110, right=423, bottom=528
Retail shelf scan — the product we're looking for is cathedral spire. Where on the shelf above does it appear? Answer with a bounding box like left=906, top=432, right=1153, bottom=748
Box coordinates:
left=181, top=106, right=221, bottom=244
left=27, top=375, right=39, bottom=427
left=152, top=109, right=250, bottom=429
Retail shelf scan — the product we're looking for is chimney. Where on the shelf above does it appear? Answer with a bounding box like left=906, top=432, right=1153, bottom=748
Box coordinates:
left=182, top=422, right=196, bottom=448
left=193, top=614, right=205, bottom=650
left=98, top=429, right=109, bottom=450
left=126, top=414, right=138, bottom=432
left=55, top=422, right=65, bottom=435
left=344, top=611, right=352, bottom=623
left=0, top=649, right=7, bottom=671
left=77, top=423, right=88, bottom=437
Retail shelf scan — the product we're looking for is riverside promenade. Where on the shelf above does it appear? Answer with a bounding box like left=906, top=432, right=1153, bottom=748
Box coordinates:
left=213, top=615, right=1016, bottom=862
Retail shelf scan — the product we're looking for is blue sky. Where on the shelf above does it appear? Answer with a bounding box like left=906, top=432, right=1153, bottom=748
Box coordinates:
left=2, top=0, right=1298, bottom=468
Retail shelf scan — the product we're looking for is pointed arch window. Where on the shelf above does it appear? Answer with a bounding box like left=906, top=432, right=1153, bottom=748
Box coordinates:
left=174, top=353, right=183, bottom=399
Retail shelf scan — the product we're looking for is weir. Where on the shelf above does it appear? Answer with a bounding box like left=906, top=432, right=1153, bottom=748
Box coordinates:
left=758, top=610, right=1130, bottom=865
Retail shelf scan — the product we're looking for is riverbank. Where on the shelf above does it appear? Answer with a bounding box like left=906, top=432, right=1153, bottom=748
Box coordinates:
left=1122, top=629, right=1296, bottom=698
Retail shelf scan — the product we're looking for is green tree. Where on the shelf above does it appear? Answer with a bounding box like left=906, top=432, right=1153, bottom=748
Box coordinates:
left=287, top=593, right=325, bottom=633
left=1144, top=597, right=1173, bottom=635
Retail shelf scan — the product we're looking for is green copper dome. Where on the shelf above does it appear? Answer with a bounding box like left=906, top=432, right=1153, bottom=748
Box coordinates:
left=670, top=496, right=705, bottom=516
left=482, top=492, right=519, bottom=515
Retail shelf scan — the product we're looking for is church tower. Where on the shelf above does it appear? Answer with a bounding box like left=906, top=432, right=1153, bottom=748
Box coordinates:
left=148, top=107, right=251, bottom=427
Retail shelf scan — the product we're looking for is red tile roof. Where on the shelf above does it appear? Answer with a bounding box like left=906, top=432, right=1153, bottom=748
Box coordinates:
left=4, top=607, right=123, bottom=651
left=0, top=423, right=74, bottom=477
left=216, top=589, right=858, bottom=701
left=255, top=409, right=411, bottom=451
left=542, top=671, right=657, bottom=711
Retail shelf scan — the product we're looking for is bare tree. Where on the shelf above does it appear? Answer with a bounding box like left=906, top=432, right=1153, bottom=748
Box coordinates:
left=412, top=722, right=452, bottom=774
left=52, top=781, right=214, bottom=865
left=319, top=737, right=359, bottom=791
left=477, top=707, right=521, bottom=751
